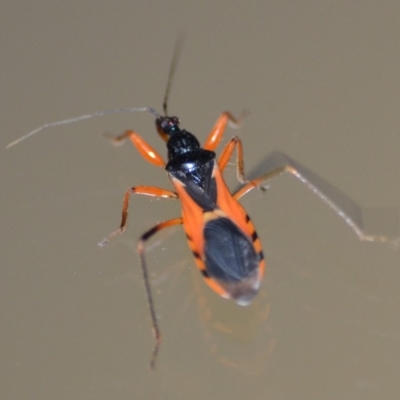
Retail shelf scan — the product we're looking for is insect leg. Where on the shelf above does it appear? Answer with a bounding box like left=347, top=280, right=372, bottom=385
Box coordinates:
left=234, top=151, right=399, bottom=244
left=203, top=112, right=243, bottom=151
left=218, top=136, right=246, bottom=184
left=98, top=186, right=177, bottom=247
left=106, top=130, right=166, bottom=167
left=137, top=217, right=183, bottom=369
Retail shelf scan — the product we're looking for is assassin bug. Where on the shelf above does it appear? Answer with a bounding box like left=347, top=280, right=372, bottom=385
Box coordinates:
left=7, top=45, right=398, bottom=370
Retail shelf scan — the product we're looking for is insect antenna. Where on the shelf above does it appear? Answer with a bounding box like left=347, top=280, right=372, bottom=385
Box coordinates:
left=6, top=107, right=160, bottom=149
left=162, top=35, right=185, bottom=116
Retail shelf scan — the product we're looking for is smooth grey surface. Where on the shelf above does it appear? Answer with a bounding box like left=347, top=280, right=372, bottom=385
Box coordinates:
left=2, top=2, right=400, bottom=399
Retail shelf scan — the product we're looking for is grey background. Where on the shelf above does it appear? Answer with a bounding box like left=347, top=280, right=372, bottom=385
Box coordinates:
left=2, top=2, right=400, bottom=399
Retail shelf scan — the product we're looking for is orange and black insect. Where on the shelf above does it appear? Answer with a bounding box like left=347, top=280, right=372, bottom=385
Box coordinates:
left=7, top=43, right=398, bottom=370
left=94, top=47, right=269, bottom=366
left=97, top=106, right=268, bottom=367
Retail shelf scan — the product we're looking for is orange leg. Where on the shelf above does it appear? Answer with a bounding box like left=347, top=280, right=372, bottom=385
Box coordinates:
left=98, top=186, right=178, bottom=247
left=232, top=151, right=399, bottom=244
left=137, top=217, right=183, bottom=369
left=203, top=112, right=243, bottom=151
left=107, top=130, right=166, bottom=167
left=233, top=166, right=286, bottom=200
left=218, top=136, right=246, bottom=184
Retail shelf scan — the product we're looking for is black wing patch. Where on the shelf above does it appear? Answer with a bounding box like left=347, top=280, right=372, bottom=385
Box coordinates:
left=204, top=217, right=259, bottom=282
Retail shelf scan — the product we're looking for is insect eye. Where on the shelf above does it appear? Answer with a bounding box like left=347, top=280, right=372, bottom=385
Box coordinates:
left=160, top=117, right=179, bottom=134
left=171, top=117, right=179, bottom=125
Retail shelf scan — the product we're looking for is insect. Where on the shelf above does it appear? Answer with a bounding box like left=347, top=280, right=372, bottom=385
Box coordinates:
left=7, top=44, right=398, bottom=370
